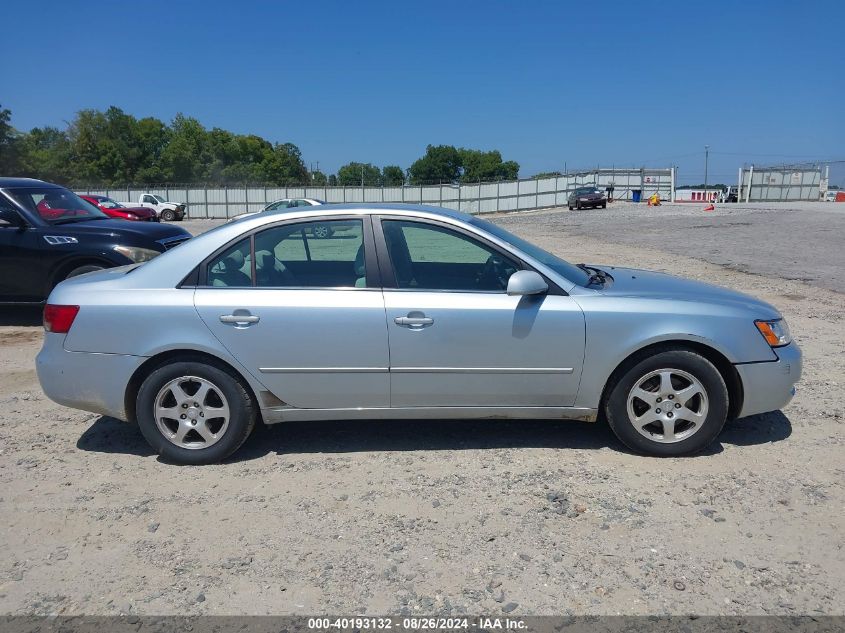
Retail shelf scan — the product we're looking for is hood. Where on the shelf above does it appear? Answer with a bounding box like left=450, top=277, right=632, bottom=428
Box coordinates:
left=595, top=266, right=781, bottom=318
left=47, top=218, right=190, bottom=243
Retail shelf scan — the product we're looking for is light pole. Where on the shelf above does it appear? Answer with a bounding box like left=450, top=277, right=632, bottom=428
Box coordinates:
left=704, top=145, right=710, bottom=200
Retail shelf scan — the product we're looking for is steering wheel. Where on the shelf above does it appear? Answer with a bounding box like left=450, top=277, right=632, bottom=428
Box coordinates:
left=477, top=255, right=514, bottom=290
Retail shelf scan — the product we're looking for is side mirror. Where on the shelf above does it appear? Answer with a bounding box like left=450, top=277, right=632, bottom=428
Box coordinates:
left=507, top=270, right=548, bottom=296
left=0, top=208, right=24, bottom=228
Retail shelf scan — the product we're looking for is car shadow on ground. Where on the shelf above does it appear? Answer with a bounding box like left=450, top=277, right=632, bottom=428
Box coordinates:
left=0, top=306, right=43, bottom=326
left=77, top=410, right=793, bottom=464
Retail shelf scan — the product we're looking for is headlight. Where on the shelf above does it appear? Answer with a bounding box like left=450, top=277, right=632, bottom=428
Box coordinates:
left=113, top=245, right=161, bottom=263
left=755, top=318, right=791, bottom=347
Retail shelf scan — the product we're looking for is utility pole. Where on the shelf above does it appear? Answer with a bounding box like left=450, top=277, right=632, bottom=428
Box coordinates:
left=704, top=145, right=710, bottom=199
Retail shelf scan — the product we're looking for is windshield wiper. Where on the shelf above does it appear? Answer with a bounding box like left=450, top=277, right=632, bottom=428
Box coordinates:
left=577, top=263, right=608, bottom=285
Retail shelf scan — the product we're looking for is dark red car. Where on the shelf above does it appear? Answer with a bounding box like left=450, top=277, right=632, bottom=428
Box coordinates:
left=78, top=195, right=158, bottom=222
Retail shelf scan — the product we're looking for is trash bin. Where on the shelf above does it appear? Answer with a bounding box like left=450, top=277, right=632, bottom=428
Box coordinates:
left=632, top=190, right=642, bottom=203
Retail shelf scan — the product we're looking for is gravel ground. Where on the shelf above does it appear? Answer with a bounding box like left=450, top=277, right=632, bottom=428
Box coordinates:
left=0, top=203, right=843, bottom=617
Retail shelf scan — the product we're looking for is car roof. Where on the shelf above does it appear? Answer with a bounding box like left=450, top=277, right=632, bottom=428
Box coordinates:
left=259, top=203, right=473, bottom=222
left=0, top=177, right=62, bottom=189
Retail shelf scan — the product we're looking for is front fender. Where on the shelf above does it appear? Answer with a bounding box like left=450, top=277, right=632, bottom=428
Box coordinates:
left=572, top=296, right=777, bottom=408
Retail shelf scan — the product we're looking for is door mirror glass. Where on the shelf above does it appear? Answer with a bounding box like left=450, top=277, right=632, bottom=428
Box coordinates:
left=506, top=270, right=548, bottom=296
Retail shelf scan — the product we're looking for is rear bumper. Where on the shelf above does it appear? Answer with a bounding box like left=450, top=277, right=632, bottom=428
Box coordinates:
left=36, top=333, right=145, bottom=421
left=735, top=342, right=802, bottom=418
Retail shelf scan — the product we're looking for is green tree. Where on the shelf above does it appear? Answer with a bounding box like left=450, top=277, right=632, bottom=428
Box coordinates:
left=458, top=148, right=519, bottom=182
left=0, top=104, right=19, bottom=175
left=408, top=145, right=462, bottom=184
left=16, top=126, right=72, bottom=183
left=337, top=162, right=381, bottom=186
left=328, top=174, right=338, bottom=186
left=381, top=165, right=405, bottom=186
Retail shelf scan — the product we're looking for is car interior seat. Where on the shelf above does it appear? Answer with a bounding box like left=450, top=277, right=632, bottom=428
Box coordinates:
left=255, top=249, right=295, bottom=287
left=353, top=244, right=366, bottom=287
left=210, top=250, right=251, bottom=287
left=383, top=223, right=416, bottom=287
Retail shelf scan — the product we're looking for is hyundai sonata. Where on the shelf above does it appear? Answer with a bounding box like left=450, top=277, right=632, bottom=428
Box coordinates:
left=36, top=204, right=801, bottom=464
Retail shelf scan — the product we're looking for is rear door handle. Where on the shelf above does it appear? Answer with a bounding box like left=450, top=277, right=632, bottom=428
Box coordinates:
left=220, top=314, right=260, bottom=325
left=394, top=316, right=433, bottom=327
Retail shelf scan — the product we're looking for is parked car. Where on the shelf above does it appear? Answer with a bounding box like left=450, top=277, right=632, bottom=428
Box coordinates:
left=36, top=203, right=800, bottom=464
left=228, top=198, right=327, bottom=229
left=568, top=187, right=607, bottom=210
left=120, top=194, right=186, bottom=221
left=0, top=178, right=191, bottom=303
left=78, top=195, right=158, bottom=222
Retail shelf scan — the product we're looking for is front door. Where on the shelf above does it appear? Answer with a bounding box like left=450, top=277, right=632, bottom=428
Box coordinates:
left=0, top=198, right=45, bottom=302
left=376, top=218, right=585, bottom=408
left=194, top=217, right=389, bottom=409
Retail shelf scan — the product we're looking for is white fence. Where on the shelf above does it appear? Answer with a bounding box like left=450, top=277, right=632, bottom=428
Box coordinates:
left=738, top=165, right=823, bottom=202
left=77, top=168, right=675, bottom=219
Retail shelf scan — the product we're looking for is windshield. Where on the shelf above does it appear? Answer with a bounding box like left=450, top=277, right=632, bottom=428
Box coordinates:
left=577, top=187, right=600, bottom=195
left=7, top=187, right=108, bottom=224
left=97, top=196, right=124, bottom=209
left=469, top=217, right=591, bottom=287
left=153, top=195, right=167, bottom=203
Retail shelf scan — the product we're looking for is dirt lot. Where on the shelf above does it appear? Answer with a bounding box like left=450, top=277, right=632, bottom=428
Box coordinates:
left=0, top=203, right=843, bottom=617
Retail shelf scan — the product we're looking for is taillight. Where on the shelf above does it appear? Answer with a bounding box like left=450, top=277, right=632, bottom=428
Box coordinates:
left=43, top=304, right=80, bottom=333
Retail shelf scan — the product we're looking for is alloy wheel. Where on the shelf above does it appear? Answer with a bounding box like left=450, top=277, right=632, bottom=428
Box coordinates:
left=153, top=376, right=231, bottom=449
left=626, top=368, right=709, bottom=443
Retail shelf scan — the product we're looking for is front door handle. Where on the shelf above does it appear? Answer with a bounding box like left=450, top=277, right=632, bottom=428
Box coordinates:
left=394, top=314, right=433, bottom=328
left=220, top=314, right=260, bottom=325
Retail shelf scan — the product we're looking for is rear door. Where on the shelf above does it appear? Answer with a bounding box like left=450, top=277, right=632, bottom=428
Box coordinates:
left=194, top=215, right=390, bottom=409
left=374, top=217, right=585, bottom=408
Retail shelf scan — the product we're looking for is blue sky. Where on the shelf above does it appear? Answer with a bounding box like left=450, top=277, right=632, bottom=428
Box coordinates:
left=2, top=0, right=843, bottom=184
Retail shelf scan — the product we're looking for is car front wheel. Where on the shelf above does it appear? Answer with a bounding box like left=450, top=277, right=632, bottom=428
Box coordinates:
left=161, top=209, right=176, bottom=222
left=136, top=361, right=256, bottom=464
left=604, top=349, right=728, bottom=456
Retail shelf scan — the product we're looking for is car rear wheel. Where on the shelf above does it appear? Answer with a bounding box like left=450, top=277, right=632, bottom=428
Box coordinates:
left=604, top=349, right=728, bottom=456
left=136, top=361, right=256, bottom=465
left=161, top=209, right=176, bottom=222
left=312, top=224, right=333, bottom=239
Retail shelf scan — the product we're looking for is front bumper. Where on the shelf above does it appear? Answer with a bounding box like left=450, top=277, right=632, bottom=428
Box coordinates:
left=36, top=333, right=145, bottom=421
left=735, top=342, right=802, bottom=418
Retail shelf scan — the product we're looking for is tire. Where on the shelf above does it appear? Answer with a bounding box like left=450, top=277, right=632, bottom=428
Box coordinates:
left=136, top=360, right=257, bottom=465
left=312, top=224, right=333, bottom=239
left=65, top=264, right=104, bottom=280
left=161, top=209, right=176, bottom=222
left=575, top=201, right=581, bottom=210
left=604, top=349, right=729, bottom=457
left=568, top=204, right=574, bottom=211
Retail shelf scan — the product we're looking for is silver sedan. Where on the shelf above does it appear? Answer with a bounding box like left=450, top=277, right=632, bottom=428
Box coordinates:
left=36, top=204, right=801, bottom=464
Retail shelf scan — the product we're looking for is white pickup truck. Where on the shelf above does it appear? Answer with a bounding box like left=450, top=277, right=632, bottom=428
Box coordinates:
left=120, top=194, right=187, bottom=221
